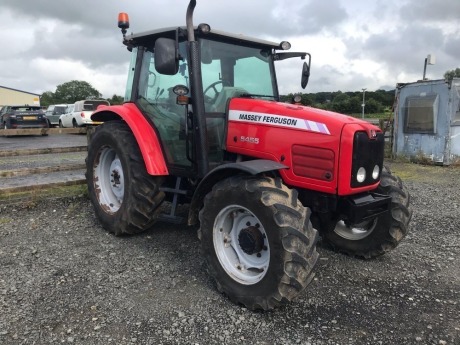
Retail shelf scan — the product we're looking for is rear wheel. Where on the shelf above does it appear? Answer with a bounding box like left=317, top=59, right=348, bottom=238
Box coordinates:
left=321, top=166, right=412, bottom=259
left=86, top=120, right=165, bottom=235
left=59, top=120, right=64, bottom=128
left=199, top=176, right=318, bottom=310
left=72, top=119, right=78, bottom=128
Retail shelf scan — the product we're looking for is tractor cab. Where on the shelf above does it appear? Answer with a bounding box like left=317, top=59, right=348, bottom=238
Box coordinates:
left=118, top=10, right=310, bottom=178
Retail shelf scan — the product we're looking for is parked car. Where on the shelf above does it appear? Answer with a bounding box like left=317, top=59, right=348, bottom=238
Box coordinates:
left=0, top=105, right=49, bottom=133
left=45, top=104, right=70, bottom=127
left=59, top=104, right=74, bottom=128
left=59, top=100, right=109, bottom=128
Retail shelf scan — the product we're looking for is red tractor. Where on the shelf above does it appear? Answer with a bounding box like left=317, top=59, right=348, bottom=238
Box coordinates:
left=86, top=1, right=412, bottom=310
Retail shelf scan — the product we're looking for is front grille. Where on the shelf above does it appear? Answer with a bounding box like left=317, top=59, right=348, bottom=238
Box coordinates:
left=350, top=131, right=384, bottom=188
left=292, top=145, right=335, bottom=181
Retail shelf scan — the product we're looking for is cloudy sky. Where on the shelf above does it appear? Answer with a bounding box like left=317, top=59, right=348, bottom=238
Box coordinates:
left=0, top=0, right=459, bottom=98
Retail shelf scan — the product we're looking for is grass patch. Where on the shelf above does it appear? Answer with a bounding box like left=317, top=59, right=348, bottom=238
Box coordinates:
left=0, top=217, right=13, bottom=225
left=387, top=159, right=460, bottom=183
left=0, top=184, right=88, bottom=206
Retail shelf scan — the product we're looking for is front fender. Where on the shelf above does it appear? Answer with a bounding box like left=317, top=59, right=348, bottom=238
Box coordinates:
left=187, top=160, right=288, bottom=225
left=91, top=103, right=168, bottom=176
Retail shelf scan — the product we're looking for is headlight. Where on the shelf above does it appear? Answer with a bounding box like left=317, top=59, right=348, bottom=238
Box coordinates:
left=372, top=165, right=380, bottom=180
left=198, top=23, right=211, bottom=34
left=356, top=167, right=366, bottom=183
left=280, top=41, right=291, bottom=50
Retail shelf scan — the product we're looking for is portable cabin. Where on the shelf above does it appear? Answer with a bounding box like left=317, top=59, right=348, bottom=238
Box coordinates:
left=392, top=78, right=460, bottom=165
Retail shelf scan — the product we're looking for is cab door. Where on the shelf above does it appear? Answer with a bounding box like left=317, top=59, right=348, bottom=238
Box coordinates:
left=135, top=42, right=192, bottom=170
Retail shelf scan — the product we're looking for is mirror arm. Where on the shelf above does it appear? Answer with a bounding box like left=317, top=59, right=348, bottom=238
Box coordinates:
left=274, top=52, right=307, bottom=61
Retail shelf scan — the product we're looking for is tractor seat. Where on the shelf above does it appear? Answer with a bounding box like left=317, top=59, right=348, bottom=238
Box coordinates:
left=212, top=87, right=248, bottom=113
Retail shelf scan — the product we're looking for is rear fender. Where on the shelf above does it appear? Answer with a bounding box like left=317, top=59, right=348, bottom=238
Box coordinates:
left=187, top=160, right=287, bottom=225
left=91, top=103, right=168, bottom=176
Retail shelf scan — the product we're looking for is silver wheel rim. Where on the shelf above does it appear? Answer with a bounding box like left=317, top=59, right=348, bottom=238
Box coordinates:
left=93, top=146, right=124, bottom=214
left=334, top=219, right=377, bottom=240
left=213, top=205, right=269, bottom=285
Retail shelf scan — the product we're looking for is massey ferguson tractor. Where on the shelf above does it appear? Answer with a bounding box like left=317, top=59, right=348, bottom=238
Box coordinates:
left=86, top=0, right=412, bottom=310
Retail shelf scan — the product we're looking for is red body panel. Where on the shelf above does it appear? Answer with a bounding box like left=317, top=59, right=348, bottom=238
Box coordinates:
left=226, top=98, right=381, bottom=196
left=92, top=103, right=168, bottom=176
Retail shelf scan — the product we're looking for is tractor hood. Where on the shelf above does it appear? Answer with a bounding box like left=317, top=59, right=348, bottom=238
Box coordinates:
left=227, top=98, right=379, bottom=137
left=226, top=97, right=383, bottom=195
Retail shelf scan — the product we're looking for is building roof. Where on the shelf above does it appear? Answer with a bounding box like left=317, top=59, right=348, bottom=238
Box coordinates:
left=0, top=85, right=41, bottom=96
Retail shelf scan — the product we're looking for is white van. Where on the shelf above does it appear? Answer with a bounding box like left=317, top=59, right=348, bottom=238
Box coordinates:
left=60, top=99, right=110, bottom=127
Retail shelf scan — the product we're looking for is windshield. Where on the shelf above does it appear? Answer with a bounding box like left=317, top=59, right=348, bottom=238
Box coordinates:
left=200, top=38, right=276, bottom=113
left=54, top=106, right=68, bottom=114
left=11, top=106, right=42, bottom=112
left=83, top=100, right=109, bottom=111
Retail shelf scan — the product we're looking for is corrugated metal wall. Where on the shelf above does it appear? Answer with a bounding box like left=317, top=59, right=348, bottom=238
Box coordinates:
left=0, top=87, right=41, bottom=107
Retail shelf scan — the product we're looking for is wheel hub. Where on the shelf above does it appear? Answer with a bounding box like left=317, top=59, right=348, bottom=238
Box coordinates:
left=109, top=159, right=124, bottom=200
left=93, top=147, right=124, bottom=214
left=213, top=205, right=270, bottom=285
left=334, top=219, right=377, bottom=240
left=238, top=226, right=264, bottom=255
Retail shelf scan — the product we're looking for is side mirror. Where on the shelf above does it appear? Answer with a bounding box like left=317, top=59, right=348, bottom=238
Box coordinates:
left=301, top=61, right=310, bottom=89
left=154, top=38, right=179, bottom=75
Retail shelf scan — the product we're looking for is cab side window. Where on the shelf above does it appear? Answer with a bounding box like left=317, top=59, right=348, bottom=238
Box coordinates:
left=137, top=42, right=191, bottom=167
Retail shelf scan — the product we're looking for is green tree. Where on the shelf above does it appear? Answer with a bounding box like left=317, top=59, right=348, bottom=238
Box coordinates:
left=444, top=68, right=460, bottom=82
left=54, top=80, right=102, bottom=104
left=40, top=91, right=56, bottom=107
left=108, top=94, right=124, bottom=105
left=349, top=96, right=362, bottom=113
left=331, top=93, right=353, bottom=114
left=364, top=98, right=384, bottom=114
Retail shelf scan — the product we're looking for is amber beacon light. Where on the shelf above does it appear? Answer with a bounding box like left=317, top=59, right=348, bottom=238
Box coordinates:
left=118, top=12, right=130, bottom=31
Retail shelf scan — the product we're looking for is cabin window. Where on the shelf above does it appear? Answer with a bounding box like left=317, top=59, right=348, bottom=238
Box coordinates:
left=403, top=93, right=438, bottom=134
left=453, top=83, right=460, bottom=125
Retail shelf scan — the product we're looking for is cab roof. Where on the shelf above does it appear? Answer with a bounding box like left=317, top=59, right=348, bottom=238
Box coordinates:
left=126, top=26, right=284, bottom=50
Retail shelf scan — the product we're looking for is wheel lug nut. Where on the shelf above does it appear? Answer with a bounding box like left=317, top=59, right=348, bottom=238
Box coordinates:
left=246, top=222, right=251, bottom=226
left=257, top=253, right=261, bottom=257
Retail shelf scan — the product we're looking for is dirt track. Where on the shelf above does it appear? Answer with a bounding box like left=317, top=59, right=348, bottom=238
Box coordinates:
left=0, top=161, right=459, bottom=344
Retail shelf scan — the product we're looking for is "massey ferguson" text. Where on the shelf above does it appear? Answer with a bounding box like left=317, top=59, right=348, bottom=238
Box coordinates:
left=238, top=113, right=297, bottom=126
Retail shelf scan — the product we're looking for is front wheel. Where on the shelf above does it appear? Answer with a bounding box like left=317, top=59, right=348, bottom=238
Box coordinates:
left=86, top=121, right=165, bottom=235
left=321, top=166, right=412, bottom=259
left=199, top=176, right=318, bottom=310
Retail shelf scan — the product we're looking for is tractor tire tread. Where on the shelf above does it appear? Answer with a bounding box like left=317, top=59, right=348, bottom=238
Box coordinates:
left=199, top=176, right=318, bottom=311
left=323, top=166, right=412, bottom=259
left=86, top=121, right=164, bottom=236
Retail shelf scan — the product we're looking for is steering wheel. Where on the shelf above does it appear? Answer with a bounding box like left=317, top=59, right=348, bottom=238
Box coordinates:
left=203, top=81, right=223, bottom=104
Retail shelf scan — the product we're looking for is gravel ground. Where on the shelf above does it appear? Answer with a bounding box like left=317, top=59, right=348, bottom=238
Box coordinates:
left=0, top=161, right=459, bottom=345
left=0, top=152, right=86, bottom=172
left=0, top=134, right=87, bottom=152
